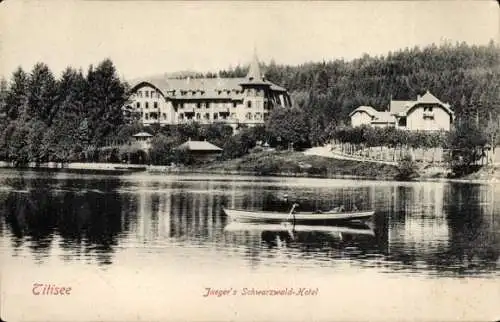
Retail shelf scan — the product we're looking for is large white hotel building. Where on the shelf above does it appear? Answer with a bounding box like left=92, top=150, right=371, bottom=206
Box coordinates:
left=126, top=53, right=293, bottom=129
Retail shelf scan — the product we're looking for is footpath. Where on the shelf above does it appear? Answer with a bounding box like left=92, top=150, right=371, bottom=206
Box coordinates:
left=303, top=145, right=397, bottom=166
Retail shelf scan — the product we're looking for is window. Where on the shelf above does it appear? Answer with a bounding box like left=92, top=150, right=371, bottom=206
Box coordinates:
left=154, top=102, right=158, bottom=109
left=163, top=113, right=166, bottom=120
left=197, top=103, right=201, bottom=108
left=136, top=102, right=140, bottom=108
left=137, top=91, right=142, bottom=97
left=247, top=101, right=252, bottom=108
left=246, top=112, right=252, bottom=120
left=196, top=113, right=201, bottom=120
left=145, top=102, right=149, bottom=109
left=145, top=114, right=149, bottom=120
left=151, top=91, right=154, bottom=97
left=140, top=112, right=144, bottom=117
left=145, top=91, right=149, bottom=98
left=233, top=102, right=237, bottom=108
left=204, top=113, right=210, bottom=119
left=213, top=113, right=218, bottom=120
left=179, top=113, right=184, bottom=120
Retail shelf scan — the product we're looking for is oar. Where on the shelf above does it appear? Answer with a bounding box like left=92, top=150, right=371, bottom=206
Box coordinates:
left=286, top=203, right=298, bottom=222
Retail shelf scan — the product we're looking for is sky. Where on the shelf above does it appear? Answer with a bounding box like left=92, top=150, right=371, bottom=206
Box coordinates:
left=0, top=0, right=499, bottom=81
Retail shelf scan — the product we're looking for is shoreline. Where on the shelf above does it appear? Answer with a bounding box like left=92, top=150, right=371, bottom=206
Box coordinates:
left=0, top=160, right=496, bottom=184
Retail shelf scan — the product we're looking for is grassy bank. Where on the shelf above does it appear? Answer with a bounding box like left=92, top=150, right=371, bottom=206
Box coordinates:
left=197, top=150, right=402, bottom=180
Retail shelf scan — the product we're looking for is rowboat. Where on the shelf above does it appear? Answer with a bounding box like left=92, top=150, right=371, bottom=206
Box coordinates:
left=222, top=203, right=374, bottom=224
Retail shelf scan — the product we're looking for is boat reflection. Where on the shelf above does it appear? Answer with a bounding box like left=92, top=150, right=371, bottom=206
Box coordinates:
left=224, top=221, right=376, bottom=248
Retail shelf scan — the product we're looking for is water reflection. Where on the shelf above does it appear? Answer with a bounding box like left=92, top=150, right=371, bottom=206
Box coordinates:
left=0, top=171, right=129, bottom=266
left=0, top=171, right=498, bottom=277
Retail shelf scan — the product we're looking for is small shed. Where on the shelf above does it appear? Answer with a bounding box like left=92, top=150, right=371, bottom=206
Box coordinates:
left=176, top=139, right=223, bottom=162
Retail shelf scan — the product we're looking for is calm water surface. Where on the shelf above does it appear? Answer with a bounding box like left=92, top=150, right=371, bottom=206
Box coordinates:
left=0, top=169, right=499, bottom=321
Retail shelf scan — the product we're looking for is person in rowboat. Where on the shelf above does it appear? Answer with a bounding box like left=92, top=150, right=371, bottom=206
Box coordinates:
left=331, top=204, right=345, bottom=212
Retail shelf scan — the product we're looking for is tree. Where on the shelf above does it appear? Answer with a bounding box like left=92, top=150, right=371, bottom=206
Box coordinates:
left=27, top=63, right=59, bottom=125
left=85, top=59, right=128, bottom=146
left=149, top=134, right=174, bottom=165
left=4, top=67, right=29, bottom=120
left=266, top=107, right=310, bottom=150
left=447, top=120, right=487, bottom=176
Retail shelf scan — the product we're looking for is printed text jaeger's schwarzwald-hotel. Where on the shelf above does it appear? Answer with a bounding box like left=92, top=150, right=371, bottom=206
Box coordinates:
left=126, top=53, right=293, bottom=129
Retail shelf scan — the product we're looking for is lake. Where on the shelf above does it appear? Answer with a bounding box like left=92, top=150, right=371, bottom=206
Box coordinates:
left=0, top=169, right=498, bottom=321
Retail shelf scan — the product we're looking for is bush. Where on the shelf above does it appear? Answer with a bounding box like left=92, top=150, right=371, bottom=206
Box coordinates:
left=396, top=154, right=419, bottom=180
left=306, top=165, right=328, bottom=176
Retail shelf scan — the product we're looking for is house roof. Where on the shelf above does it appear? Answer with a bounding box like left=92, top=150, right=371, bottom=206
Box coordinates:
left=390, top=91, right=454, bottom=117
left=132, top=132, right=153, bottom=137
left=389, top=100, right=413, bottom=115
left=418, top=91, right=442, bottom=104
left=176, top=140, right=223, bottom=151
left=371, top=111, right=396, bottom=124
left=349, top=106, right=379, bottom=117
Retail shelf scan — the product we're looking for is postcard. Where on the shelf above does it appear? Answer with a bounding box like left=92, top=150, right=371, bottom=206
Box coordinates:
left=0, top=1, right=499, bottom=321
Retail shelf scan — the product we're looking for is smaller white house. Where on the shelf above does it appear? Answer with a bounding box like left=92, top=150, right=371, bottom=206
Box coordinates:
left=349, top=91, right=455, bottom=131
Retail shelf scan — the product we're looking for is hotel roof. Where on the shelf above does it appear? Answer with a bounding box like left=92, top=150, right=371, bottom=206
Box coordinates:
left=128, top=53, right=287, bottom=97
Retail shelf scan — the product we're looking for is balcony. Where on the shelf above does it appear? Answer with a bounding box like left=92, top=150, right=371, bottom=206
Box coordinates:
left=423, top=111, right=434, bottom=119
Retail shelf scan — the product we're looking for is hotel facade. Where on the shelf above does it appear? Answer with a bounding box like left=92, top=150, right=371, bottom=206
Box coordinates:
left=126, top=54, right=293, bottom=129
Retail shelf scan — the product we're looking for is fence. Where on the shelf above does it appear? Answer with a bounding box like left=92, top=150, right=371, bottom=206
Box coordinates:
left=331, top=141, right=499, bottom=166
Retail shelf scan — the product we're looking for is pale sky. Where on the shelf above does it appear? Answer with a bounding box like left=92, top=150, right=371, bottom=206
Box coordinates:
left=1, top=0, right=498, bottom=81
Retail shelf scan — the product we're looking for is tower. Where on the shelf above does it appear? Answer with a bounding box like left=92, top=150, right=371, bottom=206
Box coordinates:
left=238, top=50, right=271, bottom=126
